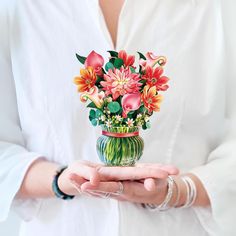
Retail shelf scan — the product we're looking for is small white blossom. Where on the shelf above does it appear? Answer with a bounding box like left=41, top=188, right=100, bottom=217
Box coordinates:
left=137, top=114, right=142, bottom=119
left=100, top=115, right=106, bottom=122
left=106, top=97, right=113, bottom=103
left=105, top=120, right=113, bottom=128
left=144, top=116, right=150, bottom=122
left=115, top=115, right=122, bottom=121
left=126, top=118, right=134, bottom=127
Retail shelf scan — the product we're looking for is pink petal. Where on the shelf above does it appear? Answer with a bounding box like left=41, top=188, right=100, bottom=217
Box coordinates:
left=85, top=50, right=104, bottom=68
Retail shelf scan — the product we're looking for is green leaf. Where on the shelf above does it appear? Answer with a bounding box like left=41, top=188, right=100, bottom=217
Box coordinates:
left=142, top=123, right=147, bottom=130
left=146, top=121, right=151, bottom=129
left=139, top=65, right=143, bottom=74
left=137, top=52, right=146, bottom=60
left=76, top=53, right=86, bottom=64
left=87, top=102, right=97, bottom=109
left=107, top=50, right=118, bottom=57
left=89, top=109, right=96, bottom=121
left=108, top=102, right=121, bottom=113
left=109, top=57, right=116, bottom=64
left=95, top=76, right=103, bottom=88
left=130, top=67, right=136, bottom=73
left=91, top=119, right=98, bottom=126
left=95, top=109, right=103, bottom=118
left=114, top=58, right=124, bottom=69
left=139, top=105, right=147, bottom=113
left=105, top=62, right=115, bottom=71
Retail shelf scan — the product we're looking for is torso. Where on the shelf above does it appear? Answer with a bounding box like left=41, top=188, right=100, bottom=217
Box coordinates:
left=4, top=1, right=226, bottom=235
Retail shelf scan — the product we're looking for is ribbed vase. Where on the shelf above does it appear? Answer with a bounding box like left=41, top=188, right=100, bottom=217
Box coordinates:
left=96, top=126, right=144, bottom=166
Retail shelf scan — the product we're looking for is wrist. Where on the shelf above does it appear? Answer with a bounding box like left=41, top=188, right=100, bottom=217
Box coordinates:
left=52, top=166, right=76, bottom=199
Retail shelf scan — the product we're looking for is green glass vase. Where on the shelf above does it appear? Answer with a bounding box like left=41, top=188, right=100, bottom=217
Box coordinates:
left=96, top=126, right=144, bottom=166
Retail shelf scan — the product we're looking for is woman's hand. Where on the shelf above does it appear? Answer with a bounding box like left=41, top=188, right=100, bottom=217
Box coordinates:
left=80, top=177, right=170, bottom=205
left=60, top=161, right=179, bottom=196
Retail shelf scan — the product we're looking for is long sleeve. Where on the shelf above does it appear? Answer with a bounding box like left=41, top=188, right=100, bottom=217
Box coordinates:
left=190, top=1, right=236, bottom=235
left=0, top=1, right=44, bottom=222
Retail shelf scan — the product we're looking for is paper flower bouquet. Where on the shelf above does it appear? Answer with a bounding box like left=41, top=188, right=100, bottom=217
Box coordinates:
left=74, top=50, right=170, bottom=166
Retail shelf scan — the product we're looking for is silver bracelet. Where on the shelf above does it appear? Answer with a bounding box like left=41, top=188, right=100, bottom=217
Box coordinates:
left=144, top=176, right=175, bottom=211
left=172, top=178, right=180, bottom=207
left=180, top=176, right=197, bottom=208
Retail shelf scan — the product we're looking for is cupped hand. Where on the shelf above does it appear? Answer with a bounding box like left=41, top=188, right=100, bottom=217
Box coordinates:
left=80, top=178, right=169, bottom=205
left=58, top=160, right=179, bottom=197
left=57, top=160, right=101, bottom=196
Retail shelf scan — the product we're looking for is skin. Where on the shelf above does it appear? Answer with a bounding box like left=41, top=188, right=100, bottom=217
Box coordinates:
left=17, top=0, right=210, bottom=208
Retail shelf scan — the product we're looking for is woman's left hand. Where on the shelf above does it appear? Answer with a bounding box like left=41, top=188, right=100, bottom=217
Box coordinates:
left=80, top=177, right=169, bottom=205
left=78, top=163, right=179, bottom=204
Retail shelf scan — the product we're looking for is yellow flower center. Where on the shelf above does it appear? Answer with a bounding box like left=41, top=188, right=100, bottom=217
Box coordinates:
left=86, top=79, right=91, bottom=84
left=117, top=77, right=129, bottom=85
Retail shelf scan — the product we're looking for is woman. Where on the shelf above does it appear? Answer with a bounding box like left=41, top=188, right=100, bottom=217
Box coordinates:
left=0, top=0, right=235, bottom=235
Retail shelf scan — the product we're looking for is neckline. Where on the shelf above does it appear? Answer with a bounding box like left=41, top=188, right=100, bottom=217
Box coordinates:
left=96, top=0, right=127, bottom=51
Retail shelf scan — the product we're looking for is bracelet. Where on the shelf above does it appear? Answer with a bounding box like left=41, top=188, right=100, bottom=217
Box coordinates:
left=175, top=176, right=197, bottom=208
left=172, top=178, right=180, bottom=207
left=144, top=176, right=175, bottom=211
left=52, top=166, right=75, bottom=200
left=179, top=176, right=197, bottom=208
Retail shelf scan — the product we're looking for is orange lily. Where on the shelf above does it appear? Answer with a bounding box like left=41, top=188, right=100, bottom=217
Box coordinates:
left=74, top=66, right=97, bottom=92
left=141, top=86, right=163, bottom=113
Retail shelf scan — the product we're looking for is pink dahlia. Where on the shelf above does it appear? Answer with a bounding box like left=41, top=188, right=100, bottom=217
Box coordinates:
left=100, top=67, right=142, bottom=100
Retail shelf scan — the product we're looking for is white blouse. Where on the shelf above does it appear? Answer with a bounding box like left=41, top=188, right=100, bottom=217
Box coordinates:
left=0, top=0, right=236, bottom=235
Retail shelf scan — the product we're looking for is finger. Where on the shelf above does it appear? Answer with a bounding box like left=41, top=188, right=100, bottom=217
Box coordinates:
left=97, top=166, right=168, bottom=181
left=78, top=160, right=104, bottom=168
left=136, top=163, right=179, bottom=175
left=143, top=178, right=156, bottom=192
left=159, top=165, right=179, bottom=175
left=80, top=181, right=119, bottom=193
left=70, top=164, right=100, bottom=186
left=68, top=173, right=86, bottom=184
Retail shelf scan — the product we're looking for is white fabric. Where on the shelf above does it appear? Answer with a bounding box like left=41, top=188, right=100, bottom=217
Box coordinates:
left=0, top=0, right=235, bottom=235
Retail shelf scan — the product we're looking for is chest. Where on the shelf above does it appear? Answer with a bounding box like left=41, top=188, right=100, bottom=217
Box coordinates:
left=11, top=0, right=225, bottom=164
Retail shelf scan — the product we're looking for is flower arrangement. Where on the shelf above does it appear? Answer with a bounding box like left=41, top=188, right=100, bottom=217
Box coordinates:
left=73, top=50, right=170, bottom=130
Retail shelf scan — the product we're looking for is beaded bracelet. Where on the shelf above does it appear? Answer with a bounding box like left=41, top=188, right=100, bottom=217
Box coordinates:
left=52, top=166, right=75, bottom=200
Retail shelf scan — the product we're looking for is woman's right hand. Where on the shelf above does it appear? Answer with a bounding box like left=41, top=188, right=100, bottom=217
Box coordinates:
left=58, top=161, right=179, bottom=196
left=57, top=161, right=102, bottom=196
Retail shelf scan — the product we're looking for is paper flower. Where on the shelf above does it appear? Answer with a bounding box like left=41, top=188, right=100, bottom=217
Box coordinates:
left=74, top=50, right=170, bottom=130
left=141, top=86, right=163, bottom=113
left=85, top=51, right=104, bottom=76
left=143, top=66, right=169, bottom=91
left=74, top=66, right=97, bottom=92
left=118, top=50, right=135, bottom=67
left=140, top=52, right=167, bottom=70
left=121, top=93, right=141, bottom=118
left=100, top=67, right=142, bottom=100
left=80, top=86, right=105, bottom=108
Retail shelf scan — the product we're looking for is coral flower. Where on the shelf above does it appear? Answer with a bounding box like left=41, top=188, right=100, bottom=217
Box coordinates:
left=80, top=86, right=105, bottom=108
left=141, top=86, right=163, bottom=113
left=121, top=93, right=141, bottom=118
left=85, top=50, right=104, bottom=76
left=143, top=66, right=169, bottom=91
left=118, top=50, right=135, bottom=67
left=74, top=66, right=97, bottom=92
left=140, top=52, right=167, bottom=70
left=100, top=67, right=142, bottom=100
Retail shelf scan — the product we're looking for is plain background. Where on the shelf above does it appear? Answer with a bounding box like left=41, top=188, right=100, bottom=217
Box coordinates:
left=0, top=212, right=20, bottom=236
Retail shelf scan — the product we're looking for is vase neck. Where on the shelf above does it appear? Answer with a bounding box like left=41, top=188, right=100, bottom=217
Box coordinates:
left=102, top=130, right=139, bottom=138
